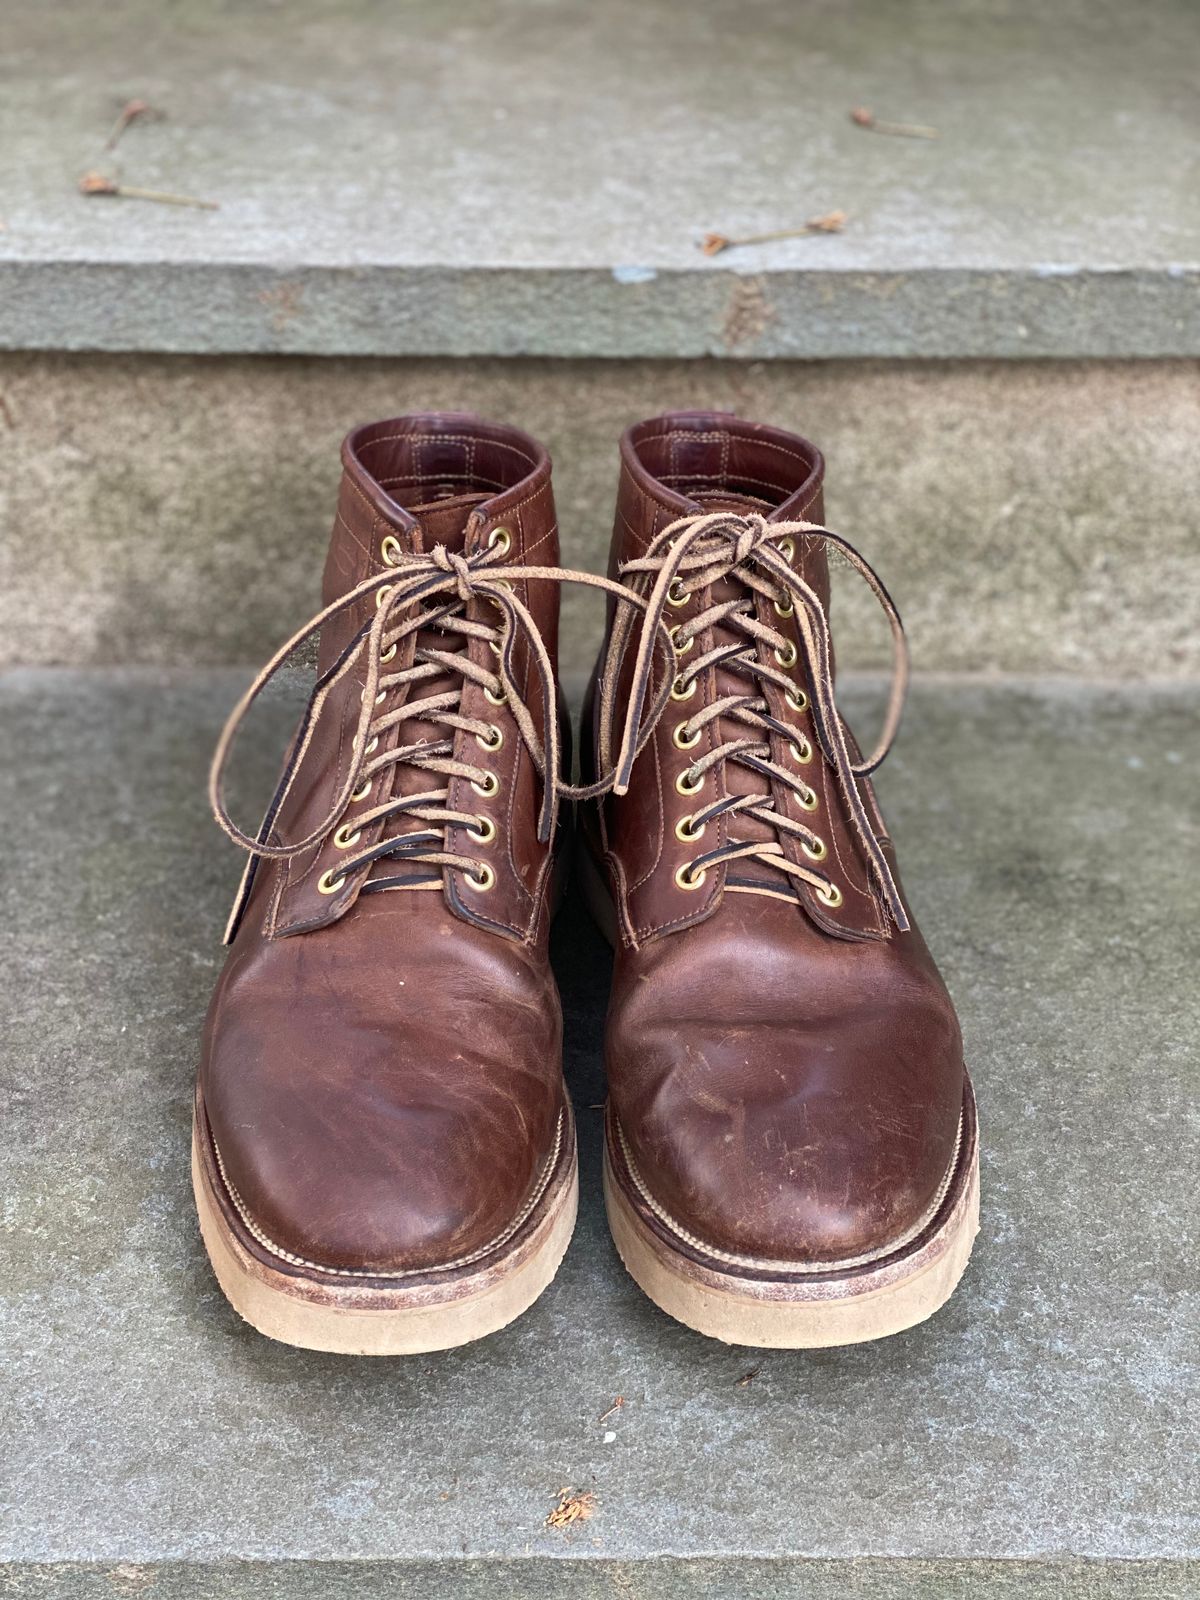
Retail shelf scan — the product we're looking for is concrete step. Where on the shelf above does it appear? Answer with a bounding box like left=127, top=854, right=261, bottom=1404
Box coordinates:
left=1, top=351, right=1198, bottom=679
left=2, top=668, right=1196, bottom=1598
left=1, top=0, right=1197, bottom=360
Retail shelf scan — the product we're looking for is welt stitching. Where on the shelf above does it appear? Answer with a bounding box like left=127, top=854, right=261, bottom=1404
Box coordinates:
left=210, top=1112, right=564, bottom=1279
left=616, top=1112, right=964, bottom=1274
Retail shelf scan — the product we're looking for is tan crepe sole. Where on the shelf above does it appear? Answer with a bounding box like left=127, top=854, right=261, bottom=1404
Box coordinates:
left=192, top=1096, right=578, bottom=1355
left=604, top=1085, right=980, bottom=1349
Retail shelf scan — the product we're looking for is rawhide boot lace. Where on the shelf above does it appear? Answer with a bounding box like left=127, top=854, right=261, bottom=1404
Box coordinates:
left=598, top=510, right=910, bottom=926
left=210, top=539, right=673, bottom=915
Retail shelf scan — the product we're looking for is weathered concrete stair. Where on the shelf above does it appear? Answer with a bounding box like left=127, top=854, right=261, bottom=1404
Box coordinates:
left=2, top=0, right=1197, bottom=359
left=1, top=670, right=1196, bottom=1598
left=2, top=2, right=1197, bottom=1590
left=1, top=0, right=1198, bottom=681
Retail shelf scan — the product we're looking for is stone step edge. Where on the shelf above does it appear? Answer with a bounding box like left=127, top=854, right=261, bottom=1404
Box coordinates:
left=2, top=261, right=1197, bottom=360
left=4, top=1556, right=1192, bottom=1599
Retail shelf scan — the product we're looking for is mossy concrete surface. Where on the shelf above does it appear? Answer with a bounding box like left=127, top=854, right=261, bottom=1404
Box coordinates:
left=1, top=352, right=1198, bottom=676
left=1, top=669, right=1196, bottom=1596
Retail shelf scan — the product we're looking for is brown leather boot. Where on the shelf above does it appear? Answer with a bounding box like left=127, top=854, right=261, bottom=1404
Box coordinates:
left=582, top=412, right=979, bottom=1348
left=195, top=414, right=613, bottom=1353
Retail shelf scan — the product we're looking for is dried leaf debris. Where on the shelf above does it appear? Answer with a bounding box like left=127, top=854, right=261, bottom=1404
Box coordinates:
left=546, top=1487, right=598, bottom=1530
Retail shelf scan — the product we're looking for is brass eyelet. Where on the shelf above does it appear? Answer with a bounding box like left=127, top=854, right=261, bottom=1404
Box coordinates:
left=467, top=862, right=496, bottom=891
left=476, top=724, right=504, bottom=752
left=789, top=736, right=813, bottom=765
left=317, top=868, right=346, bottom=896
left=375, top=584, right=394, bottom=609
left=676, top=768, right=705, bottom=797
left=672, top=721, right=701, bottom=751
left=773, top=595, right=794, bottom=618
left=467, top=815, right=496, bottom=845
left=380, top=641, right=397, bottom=663
left=675, top=862, right=707, bottom=892
left=488, top=638, right=503, bottom=659
left=786, top=685, right=809, bottom=713
left=796, top=785, right=819, bottom=812
left=471, top=772, right=500, bottom=798
left=333, top=823, right=362, bottom=850
left=487, top=526, right=512, bottom=556
left=667, top=578, right=691, bottom=608
left=363, top=735, right=379, bottom=756
left=380, top=534, right=404, bottom=567
left=670, top=674, right=696, bottom=702
left=675, top=814, right=706, bottom=844
left=351, top=779, right=371, bottom=803
left=802, top=836, right=828, bottom=862
left=484, top=683, right=507, bottom=706
left=669, top=625, right=694, bottom=658
left=774, top=640, right=798, bottom=668
left=778, top=537, right=796, bottom=562
left=815, top=882, right=843, bottom=909
left=360, top=686, right=386, bottom=706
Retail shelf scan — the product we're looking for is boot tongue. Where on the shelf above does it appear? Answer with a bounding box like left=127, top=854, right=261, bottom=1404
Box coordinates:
left=407, top=491, right=489, bottom=552
left=368, top=491, right=489, bottom=887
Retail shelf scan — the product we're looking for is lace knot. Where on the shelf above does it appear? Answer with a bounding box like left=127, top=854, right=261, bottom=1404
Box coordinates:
left=429, top=544, right=476, bottom=605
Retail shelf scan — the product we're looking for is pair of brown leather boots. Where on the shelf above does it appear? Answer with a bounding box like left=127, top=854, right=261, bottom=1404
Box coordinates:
left=194, top=410, right=979, bottom=1355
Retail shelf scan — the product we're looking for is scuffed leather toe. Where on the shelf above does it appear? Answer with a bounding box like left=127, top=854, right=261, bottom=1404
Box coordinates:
left=201, top=896, right=563, bottom=1276
left=607, top=898, right=964, bottom=1267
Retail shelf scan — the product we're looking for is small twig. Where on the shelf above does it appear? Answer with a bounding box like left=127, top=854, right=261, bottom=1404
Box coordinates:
left=79, top=171, right=219, bottom=210
left=735, top=1366, right=762, bottom=1387
left=597, top=1396, right=625, bottom=1424
left=701, top=210, right=847, bottom=256
left=105, top=99, right=162, bottom=150
left=851, top=106, right=939, bottom=140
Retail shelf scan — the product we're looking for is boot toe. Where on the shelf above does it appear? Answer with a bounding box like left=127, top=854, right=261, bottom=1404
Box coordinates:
left=609, top=959, right=964, bottom=1267
left=201, top=943, right=562, bottom=1277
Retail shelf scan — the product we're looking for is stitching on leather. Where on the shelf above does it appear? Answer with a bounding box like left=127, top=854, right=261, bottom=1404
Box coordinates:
left=493, top=475, right=551, bottom=526
left=497, top=498, right=537, bottom=928
left=661, top=470, right=802, bottom=497
left=272, top=527, right=367, bottom=932
left=615, top=1111, right=963, bottom=1274
left=627, top=708, right=665, bottom=897
left=378, top=473, right=507, bottom=492
left=333, top=506, right=371, bottom=562
left=209, top=1111, right=564, bottom=1279
left=359, top=431, right=537, bottom=472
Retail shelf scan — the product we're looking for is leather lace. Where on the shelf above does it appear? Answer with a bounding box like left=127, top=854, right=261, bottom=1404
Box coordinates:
left=210, top=539, right=674, bottom=888
left=597, top=512, right=912, bottom=930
